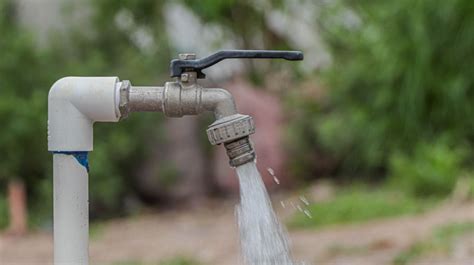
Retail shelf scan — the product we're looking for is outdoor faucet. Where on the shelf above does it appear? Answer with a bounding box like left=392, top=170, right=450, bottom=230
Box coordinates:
left=117, top=50, right=304, bottom=167
left=47, top=50, right=303, bottom=264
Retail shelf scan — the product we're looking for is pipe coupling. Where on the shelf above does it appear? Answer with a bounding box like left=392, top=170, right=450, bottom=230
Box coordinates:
left=118, top=80, right=131, bottom=119
left=206, top=114, right=256, bottom=167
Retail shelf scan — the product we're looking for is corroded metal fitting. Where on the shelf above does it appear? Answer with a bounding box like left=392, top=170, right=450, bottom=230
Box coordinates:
left=207, top=114, right=256, bottom=166
left=118, top=80, right=131, bottom=119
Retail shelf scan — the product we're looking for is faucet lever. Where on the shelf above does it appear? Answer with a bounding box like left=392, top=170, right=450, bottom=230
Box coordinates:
left=170, top=50, right=304, bottom=79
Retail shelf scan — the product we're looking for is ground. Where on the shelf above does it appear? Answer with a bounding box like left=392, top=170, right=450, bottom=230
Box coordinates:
left=1, top=194, right=473, bottom=265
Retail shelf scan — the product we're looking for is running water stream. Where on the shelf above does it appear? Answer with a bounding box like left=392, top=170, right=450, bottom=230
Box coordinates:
left=235, top=162, right=298, bottom=265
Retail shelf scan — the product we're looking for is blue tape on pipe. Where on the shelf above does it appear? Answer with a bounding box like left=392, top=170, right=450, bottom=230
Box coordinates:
left=52, top=151, right=89, bottom=172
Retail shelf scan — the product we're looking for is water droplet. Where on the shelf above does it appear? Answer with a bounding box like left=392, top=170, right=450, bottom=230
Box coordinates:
left=267, top=167, right=280, bottom=184
left=280, top=201, right=286, bottom=208
left=303, top=209, right=313, bottom=219
left=296, top=205, right=303, bottom=212
left=299, top=196, right=309, bottom=206
left=290, top=201, right=296, bottom=209
left=267, top=167, right=275, bottom=176
left=273, top=176, right=280, bottom=185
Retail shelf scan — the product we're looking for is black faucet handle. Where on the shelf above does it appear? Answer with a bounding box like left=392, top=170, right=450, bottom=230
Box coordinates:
left=170, top=50, right=304, bottom=78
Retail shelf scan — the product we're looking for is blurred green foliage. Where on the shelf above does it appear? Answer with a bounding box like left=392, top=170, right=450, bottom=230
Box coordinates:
left=0, top=0, right=173, bottom=227
left=469, top=177, right=474, bottom=198
left=288, top=186, right=436, bottom=229
left=0, top=0, right=53, bottom=228
left=289, top=0, right=474, bottom=195
left=183, top=0, right=285, bottom=49
left=388, top=140, right=467, bottom=197
left=0, top=195, right=8, bottom=228
left=0, top=0, right=47, bottom=182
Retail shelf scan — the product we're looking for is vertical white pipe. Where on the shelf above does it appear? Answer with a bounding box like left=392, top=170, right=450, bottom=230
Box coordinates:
left=53, top=154, right=89, bottom=265
left=49, top=77, right=121, bottom=264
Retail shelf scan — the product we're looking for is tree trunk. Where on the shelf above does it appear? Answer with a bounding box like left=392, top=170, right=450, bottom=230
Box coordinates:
left=7, top=179, right=27, bottom=235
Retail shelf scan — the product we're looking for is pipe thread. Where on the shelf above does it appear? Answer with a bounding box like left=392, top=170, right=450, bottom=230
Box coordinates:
left=224, top=137, right=256, bottom=167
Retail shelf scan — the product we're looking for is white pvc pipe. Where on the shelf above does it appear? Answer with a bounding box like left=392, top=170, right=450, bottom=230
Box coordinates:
left=48, top=77, right=122, bottom=265
left=53, top=154, right=89, bottom=264
left=48, top=77, right=121, bottom=152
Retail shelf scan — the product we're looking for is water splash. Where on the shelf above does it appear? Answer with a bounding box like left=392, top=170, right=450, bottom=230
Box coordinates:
left=235, top=162, right=296, bottom=265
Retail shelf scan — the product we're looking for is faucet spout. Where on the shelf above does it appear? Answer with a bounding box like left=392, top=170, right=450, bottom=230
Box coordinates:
left=201, top=88, right=237, bottom=120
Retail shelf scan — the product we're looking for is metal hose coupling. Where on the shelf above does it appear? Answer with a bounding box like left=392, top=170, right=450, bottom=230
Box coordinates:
left=207, top=114, right=256, bottom=167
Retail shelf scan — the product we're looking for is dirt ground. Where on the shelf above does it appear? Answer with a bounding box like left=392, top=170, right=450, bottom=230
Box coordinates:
left=1, top=196, right=473, bottom=265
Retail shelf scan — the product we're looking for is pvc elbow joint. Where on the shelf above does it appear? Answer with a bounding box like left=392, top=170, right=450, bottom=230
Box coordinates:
left=48, top=77, right=122, bottom=152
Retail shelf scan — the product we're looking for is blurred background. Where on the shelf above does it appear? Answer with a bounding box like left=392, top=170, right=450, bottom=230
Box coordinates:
left=0, top=0, right=473, bottom=264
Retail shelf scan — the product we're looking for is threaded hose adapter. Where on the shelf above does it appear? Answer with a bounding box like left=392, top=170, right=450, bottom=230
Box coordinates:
left=206, top=114, right=256, bottom=167
left=224, top=137, right=255, bottom=167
